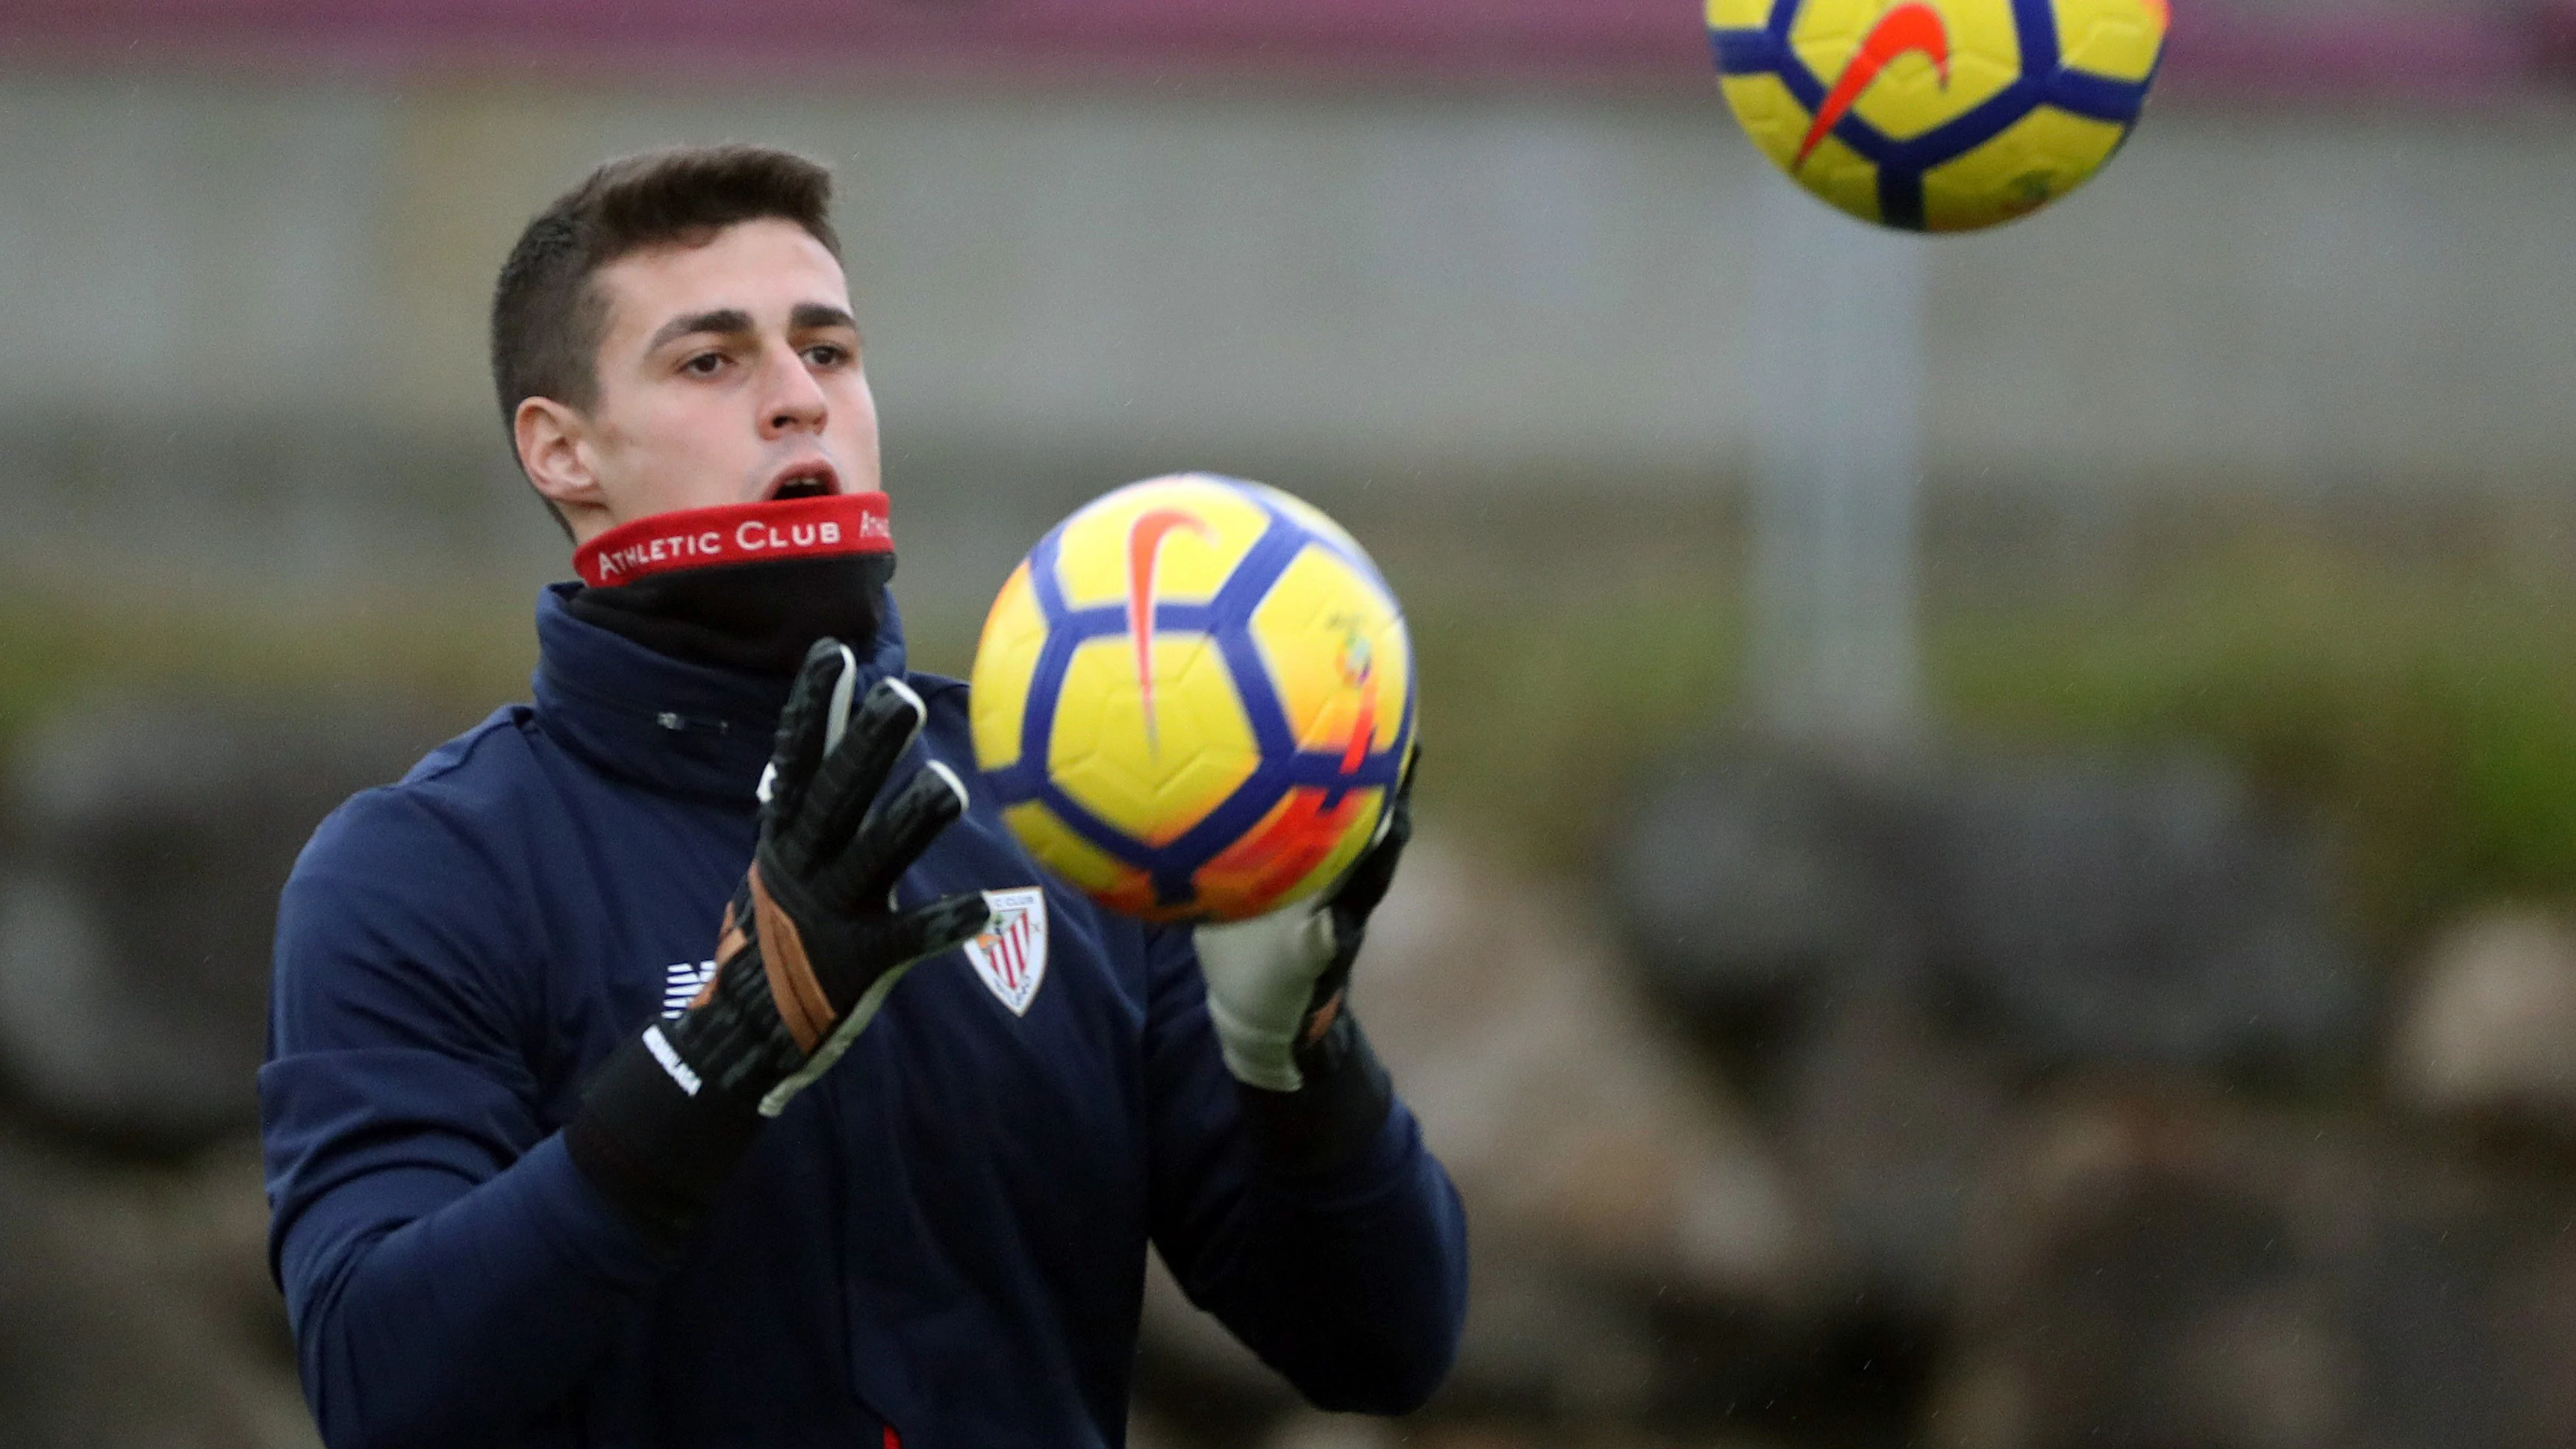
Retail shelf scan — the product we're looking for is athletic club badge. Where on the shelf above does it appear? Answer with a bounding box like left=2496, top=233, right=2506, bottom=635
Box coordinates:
left=963, top=887, right=1048, bottom=1016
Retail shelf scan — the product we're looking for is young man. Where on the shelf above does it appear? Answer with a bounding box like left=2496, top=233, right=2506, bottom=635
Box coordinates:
left=260, top=145, right=1467, bottom=1448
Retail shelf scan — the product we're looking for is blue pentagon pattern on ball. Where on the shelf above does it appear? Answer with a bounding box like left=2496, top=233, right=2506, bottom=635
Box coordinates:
left=1709, top=0, right=2167, bottom=231
left=968, top=474, right=1415, bottom=923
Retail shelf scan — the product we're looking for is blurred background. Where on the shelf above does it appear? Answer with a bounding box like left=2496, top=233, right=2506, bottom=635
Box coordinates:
left=2, top=1, right=2575, bottom=1445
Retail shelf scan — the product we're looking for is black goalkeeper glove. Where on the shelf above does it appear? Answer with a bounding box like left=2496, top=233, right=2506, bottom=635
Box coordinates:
left=566, top=641, right=989, bottom=1240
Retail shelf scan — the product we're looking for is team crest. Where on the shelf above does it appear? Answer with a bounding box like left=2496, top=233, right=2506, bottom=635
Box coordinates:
left=963, top=887, right=1048, bottom=1016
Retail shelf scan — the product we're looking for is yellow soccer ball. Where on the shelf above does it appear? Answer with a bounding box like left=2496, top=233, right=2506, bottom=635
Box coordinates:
left=969, top=474, right=1414, bottom=923
left=1709, top=0, right=2167, bottom=231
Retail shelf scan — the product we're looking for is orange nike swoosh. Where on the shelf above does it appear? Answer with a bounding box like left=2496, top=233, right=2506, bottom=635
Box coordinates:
left=1124, top=508, right=1212, bottom=750
left=1795, top=1, right=1952, bottom=171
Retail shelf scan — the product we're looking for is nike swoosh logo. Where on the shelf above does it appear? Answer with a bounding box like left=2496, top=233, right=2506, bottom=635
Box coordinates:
left=1124, top=508, right=1213, bottom=750
left=1795, top=1, right=1952, bottom=172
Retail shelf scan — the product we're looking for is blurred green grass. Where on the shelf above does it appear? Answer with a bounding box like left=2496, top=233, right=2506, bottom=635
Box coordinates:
left=0, top=583, right=534, bottom=747
left=7, top=528, right=2576, bottom=958
left=1407, top=528, right=2576, bottom=956
left=1936, top=540, right=2576, bottom=949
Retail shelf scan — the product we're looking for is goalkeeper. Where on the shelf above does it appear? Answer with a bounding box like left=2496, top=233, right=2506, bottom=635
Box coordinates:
left=259, top=144, right=1465, bottom=1448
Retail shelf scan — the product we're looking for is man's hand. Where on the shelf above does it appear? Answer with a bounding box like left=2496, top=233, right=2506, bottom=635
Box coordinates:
left=718, top=641, right=992, bottom=1115
left=1194, top=758, right=1414, bottom=1092
left=566, top=641, right=987, bottom=1237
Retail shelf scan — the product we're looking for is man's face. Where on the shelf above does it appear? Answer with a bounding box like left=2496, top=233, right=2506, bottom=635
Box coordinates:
left=523, top=218, right=880, bottom=543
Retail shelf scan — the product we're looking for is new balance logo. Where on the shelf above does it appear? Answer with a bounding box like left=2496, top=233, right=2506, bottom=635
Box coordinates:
left=644, top=1025, right=702, bottom=1096
left=663, top=959, right=718, bottom=1019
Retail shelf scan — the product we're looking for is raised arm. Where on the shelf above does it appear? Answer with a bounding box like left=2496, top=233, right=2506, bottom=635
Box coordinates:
left=264, top=644, right=986, bottom=1448
left=262, top=783, right=667, bottom=1448
left=1144, top=783, right=1469, bottom=1413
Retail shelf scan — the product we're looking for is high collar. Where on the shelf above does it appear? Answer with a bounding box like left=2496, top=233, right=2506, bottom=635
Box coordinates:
left=530, top=581, right=911, bottom=808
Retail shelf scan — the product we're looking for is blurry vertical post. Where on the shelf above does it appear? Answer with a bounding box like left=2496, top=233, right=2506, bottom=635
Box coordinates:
left=1746, top=182, right=1924, bottom=752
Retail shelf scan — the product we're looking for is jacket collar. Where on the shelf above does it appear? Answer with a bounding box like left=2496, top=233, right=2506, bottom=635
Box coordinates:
left=529, top=581, right=910, bottom=808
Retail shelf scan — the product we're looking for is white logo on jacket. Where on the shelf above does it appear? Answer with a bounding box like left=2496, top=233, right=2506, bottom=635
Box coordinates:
left=963, top=888, right=1048, bottom=1016
left=662, top=959, right=718, bottom=1019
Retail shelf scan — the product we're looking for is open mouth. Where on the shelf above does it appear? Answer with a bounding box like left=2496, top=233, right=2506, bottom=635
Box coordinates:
left=766, top=462, right=841, bottom=501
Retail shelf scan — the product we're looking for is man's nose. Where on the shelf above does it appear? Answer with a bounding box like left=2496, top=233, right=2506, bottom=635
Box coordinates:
left=760, top=344, right=830, bottom=437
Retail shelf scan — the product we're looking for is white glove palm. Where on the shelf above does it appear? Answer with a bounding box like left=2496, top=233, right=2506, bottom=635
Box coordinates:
left=1195, top=903, right=1343, bottom=1092
left=1191, top=764, right=1414, bottom=1093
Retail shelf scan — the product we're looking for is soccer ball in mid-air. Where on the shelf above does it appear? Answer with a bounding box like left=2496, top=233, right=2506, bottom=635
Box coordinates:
left=1709, top=0, right=2167, bottom=231
left=969, top=474, right=1414, bottom=923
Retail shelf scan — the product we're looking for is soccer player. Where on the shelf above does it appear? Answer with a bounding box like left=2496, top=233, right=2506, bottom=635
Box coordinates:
left=258, top=145, right=1467, bottom=1448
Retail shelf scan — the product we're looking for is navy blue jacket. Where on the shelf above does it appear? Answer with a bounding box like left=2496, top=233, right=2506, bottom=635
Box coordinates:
left=260, top=585, right=1468, bottom=1449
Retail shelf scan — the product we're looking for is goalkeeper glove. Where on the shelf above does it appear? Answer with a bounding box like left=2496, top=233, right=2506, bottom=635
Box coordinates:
left=1193, top=759, right=1414, bottom=1175
left=566, top=641, right=989, bottom=1239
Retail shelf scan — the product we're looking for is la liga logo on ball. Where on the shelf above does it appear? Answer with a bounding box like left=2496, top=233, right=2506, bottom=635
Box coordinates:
left=970, top=475, right=1413, bottom=923
left=1709, top=0, right=2168, bottom=230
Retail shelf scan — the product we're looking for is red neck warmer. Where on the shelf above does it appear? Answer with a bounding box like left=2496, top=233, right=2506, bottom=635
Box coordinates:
left=573, top=493, right=893, bottom=590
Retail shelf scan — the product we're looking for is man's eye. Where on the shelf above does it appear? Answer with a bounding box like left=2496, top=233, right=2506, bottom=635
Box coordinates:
left=682, top=353, right=727, bottom=376
left=804, top=344, right=850, bottom=367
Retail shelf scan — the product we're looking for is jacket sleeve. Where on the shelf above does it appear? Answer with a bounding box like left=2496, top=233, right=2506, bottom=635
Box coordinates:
left=260, top=789, right=671, bottom=1449
left=1141, top=923, right=1469, bottom=1414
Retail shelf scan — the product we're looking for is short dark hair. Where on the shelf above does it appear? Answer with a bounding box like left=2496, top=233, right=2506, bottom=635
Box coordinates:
left=490, top=144, right=840, bottom=524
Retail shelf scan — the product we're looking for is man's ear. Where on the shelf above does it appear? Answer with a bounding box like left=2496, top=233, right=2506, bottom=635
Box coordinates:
left=515, top=396, right=610, bottom=528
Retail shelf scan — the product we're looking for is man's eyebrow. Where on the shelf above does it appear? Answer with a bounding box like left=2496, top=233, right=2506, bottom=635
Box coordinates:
left=790, top=303, right=860, bottom=334
left=645, top=308, right=754, bottom=353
